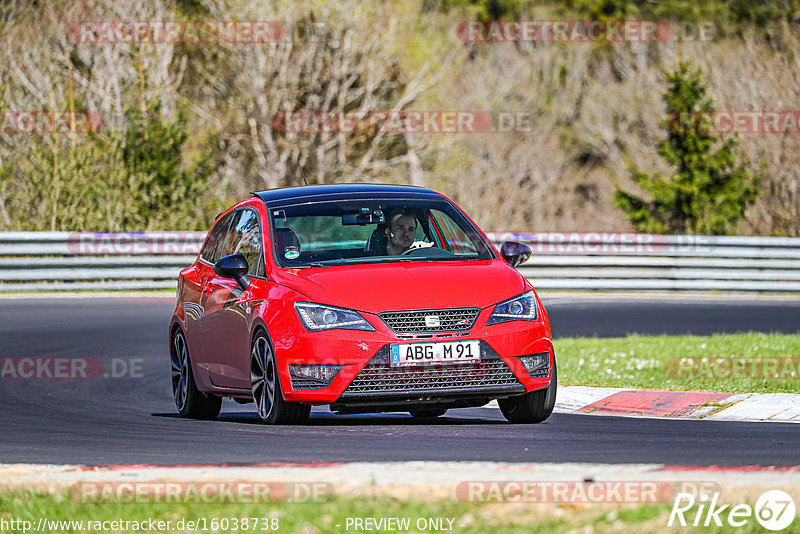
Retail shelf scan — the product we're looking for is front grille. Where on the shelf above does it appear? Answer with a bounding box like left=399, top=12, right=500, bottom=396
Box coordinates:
left=340, top=343, right=523, bottom=397
left=379, top=308, right=480, bottom=333
left=528, top=365, right=549, bottom=378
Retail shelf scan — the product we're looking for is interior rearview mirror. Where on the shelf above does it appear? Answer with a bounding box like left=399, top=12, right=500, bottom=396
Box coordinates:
left=342, top=208, right=385, bottom=225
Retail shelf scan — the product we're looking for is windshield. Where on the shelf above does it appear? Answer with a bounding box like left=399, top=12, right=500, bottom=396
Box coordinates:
left=268, top=198, right=495, bottom=267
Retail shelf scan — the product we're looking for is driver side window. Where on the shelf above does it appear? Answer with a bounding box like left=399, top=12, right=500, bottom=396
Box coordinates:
left=428, top=210, right=478, bottom=254
left=200, top=212, right=235, bottom=264
left=228, top=209, right=265, bottom=277
left=201, top=209, right=265, bottom=278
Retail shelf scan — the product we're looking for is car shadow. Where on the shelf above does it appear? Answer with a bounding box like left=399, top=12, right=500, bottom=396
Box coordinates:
left=151, top=410, right=507, bottom=426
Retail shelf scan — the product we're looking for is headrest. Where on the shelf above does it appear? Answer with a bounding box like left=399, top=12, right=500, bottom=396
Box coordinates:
left=365, top=228, right=387, bottom=255
left=273, top=228, right=300, bottom=252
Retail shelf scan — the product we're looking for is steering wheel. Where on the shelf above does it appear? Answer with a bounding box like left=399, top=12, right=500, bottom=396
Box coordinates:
left=401, top=246, right=456, bottom=258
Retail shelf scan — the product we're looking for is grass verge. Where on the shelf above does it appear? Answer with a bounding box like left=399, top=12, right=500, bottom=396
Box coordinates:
left=556, top=332, right=800, bottom=393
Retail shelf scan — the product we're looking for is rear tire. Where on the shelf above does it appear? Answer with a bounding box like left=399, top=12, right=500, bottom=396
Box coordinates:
left=409, top=407, right=448, bottom=419
left=171, top=328, right=222, bottom=419
left=250, top=330, right=310, bottom=425
left=499, top=355, right=557, bottom=424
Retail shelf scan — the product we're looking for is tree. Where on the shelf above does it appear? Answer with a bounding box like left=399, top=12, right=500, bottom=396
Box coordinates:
left=615, top=62, right=763, bottom=235
left=121, top=103, right=216, bottom=229
left=0, top=104, right=217, bottom=231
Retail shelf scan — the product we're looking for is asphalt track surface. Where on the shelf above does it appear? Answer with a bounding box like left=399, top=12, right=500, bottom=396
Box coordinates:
left=1, top=296, right=799, bottom=466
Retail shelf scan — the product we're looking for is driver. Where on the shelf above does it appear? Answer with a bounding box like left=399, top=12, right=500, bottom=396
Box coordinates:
left=384, top=208, right=417, bottom=255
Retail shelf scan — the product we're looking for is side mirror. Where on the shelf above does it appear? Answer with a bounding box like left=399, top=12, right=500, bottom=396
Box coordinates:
left=214, top=254, right=251, bottom=290
left=500, top=241, right=531, bottom=268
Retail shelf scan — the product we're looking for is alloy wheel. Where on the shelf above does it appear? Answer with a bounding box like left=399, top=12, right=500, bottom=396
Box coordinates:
left=251, top=335, right=275, bottom=420
left=171, top=331, right=189, bottom=411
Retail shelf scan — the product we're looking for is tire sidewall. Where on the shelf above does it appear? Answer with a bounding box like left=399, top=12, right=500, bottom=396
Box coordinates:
left=172, top=329, right=192, bottom=417
left=499, top=351, right=557, bottom=423
left=252, top=330, right=283, bottom=424
left=172, top=327, right=214, bottom=418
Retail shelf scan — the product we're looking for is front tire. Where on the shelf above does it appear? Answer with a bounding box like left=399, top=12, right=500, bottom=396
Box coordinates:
left=171, top=328, right=222, bottom=419
left=250, top=330, right=310, bottom=425
left=499, top=355, right=557, bottom=424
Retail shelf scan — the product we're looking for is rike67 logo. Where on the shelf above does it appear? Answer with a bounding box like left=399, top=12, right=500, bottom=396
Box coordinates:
left=669, top=490, right=796, bottom=531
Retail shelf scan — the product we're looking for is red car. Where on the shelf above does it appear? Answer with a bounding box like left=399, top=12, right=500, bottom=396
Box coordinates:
left=170, top=184, right=555, bottom=424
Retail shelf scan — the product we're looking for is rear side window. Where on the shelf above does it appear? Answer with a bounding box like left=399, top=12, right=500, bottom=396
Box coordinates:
left=200, top=212, right=235, bottom=263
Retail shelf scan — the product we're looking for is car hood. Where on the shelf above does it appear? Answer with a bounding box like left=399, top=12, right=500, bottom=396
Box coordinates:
left=270, top=259, right=527, bottom=314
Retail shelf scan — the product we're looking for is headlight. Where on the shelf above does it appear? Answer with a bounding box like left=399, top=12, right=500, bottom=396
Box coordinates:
left=294, top=302, right=374, bottom=332
left=487, top=290, right=538, bottom=325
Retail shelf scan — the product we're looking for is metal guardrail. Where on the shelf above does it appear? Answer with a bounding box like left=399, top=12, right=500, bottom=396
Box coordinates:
left=486, top=232, right=800, bottom=292
left=0, top=232, right=202, bottom=292
left=1, top=231, right=799, bottom=292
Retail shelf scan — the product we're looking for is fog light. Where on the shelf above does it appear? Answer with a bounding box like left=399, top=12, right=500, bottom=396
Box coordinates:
left=519, top=352, right=549, bottom=378
left=289, top=364, right=343, bottom=389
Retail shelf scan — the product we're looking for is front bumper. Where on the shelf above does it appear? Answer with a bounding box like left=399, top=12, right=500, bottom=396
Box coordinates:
left=329, top=343, right=527, bottom=414
left=278, top=306, right=553, bottom=405
left=337, top=341, right=525, bottom=399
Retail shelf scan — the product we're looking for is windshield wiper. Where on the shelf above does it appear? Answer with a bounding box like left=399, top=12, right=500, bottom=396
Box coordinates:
left=327, top=257, right=414, bottom=265
left=289, top=256, right=455, bottom=268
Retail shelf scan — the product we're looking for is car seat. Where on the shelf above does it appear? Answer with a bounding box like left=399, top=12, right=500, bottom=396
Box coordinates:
left=273, top=228, right=300, bottom=258
left=365, top=229, right=388, bottom=255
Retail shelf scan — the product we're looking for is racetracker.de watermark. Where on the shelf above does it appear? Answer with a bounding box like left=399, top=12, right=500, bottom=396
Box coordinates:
left=669, top=111, right=800, bottom=134
left=66, top=232, right=206, bottom=255
left=274, top=110, right=554, bottom=134
left=484, top=232, right=713, bottom=254
left=69, top=21, right=285, bottom=43
left=455, top=20, right=716, bottom=43
left=0, top=111, right=103, bottom=134
left=72, top=481, right=333, bottom=504
left=668, top=357, right=800, bottom=380
left=0, top=358, right=143, bottom=380
left=457, top=481, right=720, bottom=503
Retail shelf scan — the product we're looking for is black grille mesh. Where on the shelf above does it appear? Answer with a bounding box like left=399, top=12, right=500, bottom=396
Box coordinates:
left=291, top=378, right=327, bottom=390
left=342, top=344, right=522, bottom=396
left=379, top=308, right=480, bottom=333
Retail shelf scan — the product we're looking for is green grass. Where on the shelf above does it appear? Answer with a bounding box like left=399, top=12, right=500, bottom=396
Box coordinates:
left=3, top=490, right=799, bottom=533
left=556, top=332, right=800, bottom=393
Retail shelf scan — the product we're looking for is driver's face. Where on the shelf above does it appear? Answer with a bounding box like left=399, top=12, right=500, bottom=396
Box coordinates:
left=386, top=215, right=416, bottom=251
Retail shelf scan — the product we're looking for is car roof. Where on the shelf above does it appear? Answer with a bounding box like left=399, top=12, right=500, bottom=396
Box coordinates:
left=252, top=183, right=443, bottom=206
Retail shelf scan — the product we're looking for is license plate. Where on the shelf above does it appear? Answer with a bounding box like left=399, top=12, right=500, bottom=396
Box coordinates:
left=389, top=340, right=480, bottom=367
